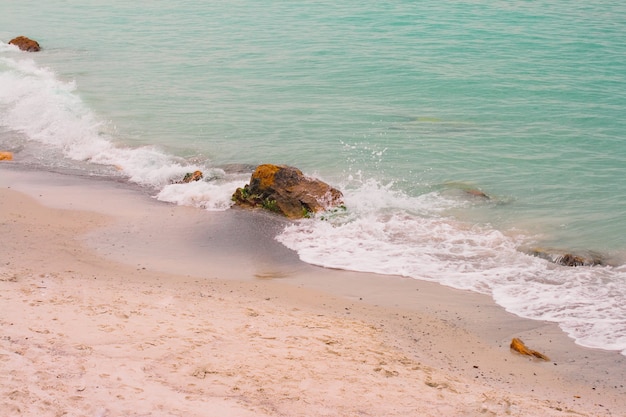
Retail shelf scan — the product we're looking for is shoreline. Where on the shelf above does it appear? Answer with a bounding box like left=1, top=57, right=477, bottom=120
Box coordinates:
left=1, top=164, right=625, bottom=416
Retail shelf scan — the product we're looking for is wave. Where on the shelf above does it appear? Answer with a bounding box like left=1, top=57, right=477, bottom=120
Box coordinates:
left=276, top=177, right=626, bottom=356
left=0, top=44, right=245, bottom=210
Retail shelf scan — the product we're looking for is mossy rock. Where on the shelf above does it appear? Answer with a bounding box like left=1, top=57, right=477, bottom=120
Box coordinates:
left=232, top=164, right=344, bottom=219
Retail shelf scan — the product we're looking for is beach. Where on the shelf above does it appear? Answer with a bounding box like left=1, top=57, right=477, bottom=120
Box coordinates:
left=1, top=164, right=624, bottom=417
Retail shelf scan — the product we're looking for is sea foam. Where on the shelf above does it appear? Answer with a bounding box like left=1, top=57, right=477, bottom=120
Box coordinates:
left=0, top=47, right=242, bottom=210
left=276, top=177, right=626, bottom=355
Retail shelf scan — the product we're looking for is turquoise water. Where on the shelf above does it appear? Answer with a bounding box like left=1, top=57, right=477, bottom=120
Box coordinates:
left=2, top=1, right=626, bottom=354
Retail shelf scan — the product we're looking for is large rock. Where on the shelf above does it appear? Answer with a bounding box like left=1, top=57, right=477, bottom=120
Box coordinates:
left=232, top=164, right=344, bottom=219
left=8, top=36, right=41, bottom=52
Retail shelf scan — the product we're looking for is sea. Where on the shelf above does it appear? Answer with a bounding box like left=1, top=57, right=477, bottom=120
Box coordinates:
left=2, top=1, right=626, bottom=356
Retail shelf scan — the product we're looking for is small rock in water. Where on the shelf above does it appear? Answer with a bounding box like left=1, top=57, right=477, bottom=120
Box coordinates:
left=8, top=36, right=41, bottom=52
left=178, top=170, right=203, bottom=183
left=527, top=247, right=607, bottom=267
left=440, top=182, right=491, bottom=200
left=464, top=188, right=490, bottom=199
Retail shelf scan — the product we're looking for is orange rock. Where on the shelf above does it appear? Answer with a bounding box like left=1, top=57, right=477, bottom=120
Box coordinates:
left=0, top=152, right=13, bottom=161
left=179, top=170, right=203, bottom=183
left=510, top=338, right=550, bottom=361
left=232, top=164, right=344, bottom=219
left=8, top=36, right=41, bottom=52
left=252, top=164, right=281, bottom=190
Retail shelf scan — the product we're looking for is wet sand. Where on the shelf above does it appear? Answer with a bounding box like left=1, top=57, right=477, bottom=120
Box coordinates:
left=1, top=164, right=624, bottom=416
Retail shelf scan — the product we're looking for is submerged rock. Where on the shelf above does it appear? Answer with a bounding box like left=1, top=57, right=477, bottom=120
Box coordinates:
left=440, top=182, right=491, bottom=200
left=232, top=164, right=344, bottom=219
left=556, top=253, right=587, bottom=267
left=527, top=247, right=607, bottom=267
left=217, top=163, right=257, bottom=174
left=463, top=188, right=490, bottom=199
left=8, top=36, right=41, bottom=52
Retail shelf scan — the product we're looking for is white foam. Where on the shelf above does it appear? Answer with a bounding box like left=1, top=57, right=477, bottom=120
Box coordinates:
left=156, top=174, right=248, bottom=210
left=0, top=48, right=238, bottom=209
left=277, top=177, right=626, bottom=355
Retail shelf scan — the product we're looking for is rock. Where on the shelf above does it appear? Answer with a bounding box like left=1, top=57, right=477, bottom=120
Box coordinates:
left=8, top=36, right=41, bottom=52
left=510, top=338, right=550, bottom=361
left=232, top=164, right=344, bottom=219
left=464, top=188, right=490, bottom=199
left=556, top=253, right=587, bottom=267
left=0, top=152, right=13, bottom=161
left=178, top=170, right=203, bottom=183
left=217, top=163, right=256, bottom=174
left=441, top=182, right=490, bottom=200
left=527, top=247, right=606, bottom=267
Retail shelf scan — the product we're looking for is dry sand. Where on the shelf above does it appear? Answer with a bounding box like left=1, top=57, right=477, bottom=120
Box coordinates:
left=1, top=165, right=625, bottom=416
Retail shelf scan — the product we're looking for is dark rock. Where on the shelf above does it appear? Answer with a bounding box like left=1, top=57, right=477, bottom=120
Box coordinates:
left=556, top=253, right=587, bottom=267
left=232, top=164, right=344, bottom=219
left=464, top=188, right=490, bottom=199
left=527, top=247, right=607, bottom=267
left=178, top=170, right=203, bottom=183
left=440, top=182, right=490, bottom=200
left=8, top=36, right=41, bottom=52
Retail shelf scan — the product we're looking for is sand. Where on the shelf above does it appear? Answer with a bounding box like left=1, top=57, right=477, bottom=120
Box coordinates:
left=1, top=164, right=625, bottom=417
